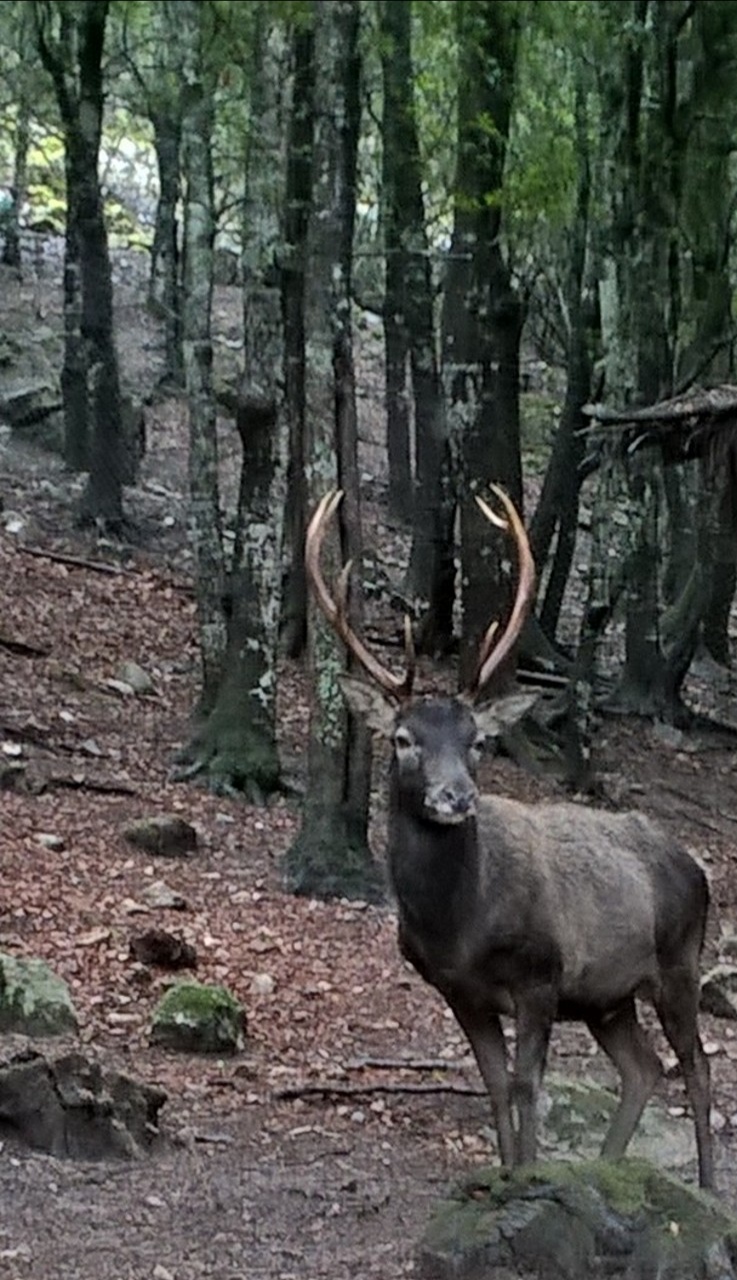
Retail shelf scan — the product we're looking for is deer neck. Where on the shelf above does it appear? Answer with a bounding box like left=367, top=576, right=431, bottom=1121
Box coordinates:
left=387, top=783, right=481, bottom=942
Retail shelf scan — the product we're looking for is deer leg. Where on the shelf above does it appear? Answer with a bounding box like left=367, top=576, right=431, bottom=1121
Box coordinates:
left=513, top=992, right=555, bottom=1166
left=654, top=968, right=715, bottom=1191
left=450, top=1003, right=515, bottom=1167
left=587, top=999, right=662, bottom=1160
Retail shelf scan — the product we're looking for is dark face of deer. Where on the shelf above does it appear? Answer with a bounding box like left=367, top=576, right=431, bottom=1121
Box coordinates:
left=392, top=699, right=484, bottom=826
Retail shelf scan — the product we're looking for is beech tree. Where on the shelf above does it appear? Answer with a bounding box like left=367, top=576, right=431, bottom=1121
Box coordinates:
left=284, top=0, right=380, bottom=901
left=33, top=0, right=125, bottom=526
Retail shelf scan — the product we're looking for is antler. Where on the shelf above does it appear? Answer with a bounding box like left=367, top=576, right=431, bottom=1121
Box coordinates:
left=468, top=483, right=536, bottom=699
left=305, top=490, right=415, bottom=700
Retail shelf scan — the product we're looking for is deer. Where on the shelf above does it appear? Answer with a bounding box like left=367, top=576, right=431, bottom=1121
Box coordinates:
left=305, top=486, right=715, bottom=1191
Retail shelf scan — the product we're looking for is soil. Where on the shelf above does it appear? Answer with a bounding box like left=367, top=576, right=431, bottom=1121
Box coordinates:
left=2, top=243, right=737, bottom=1279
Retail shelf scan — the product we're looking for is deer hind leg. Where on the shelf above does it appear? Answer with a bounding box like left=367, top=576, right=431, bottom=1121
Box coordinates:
left=654, top=967, right=715, bottom=1191
left=587, top=999, right=662, bottom=1160
left=450, top=1003, right=515, bottom=1167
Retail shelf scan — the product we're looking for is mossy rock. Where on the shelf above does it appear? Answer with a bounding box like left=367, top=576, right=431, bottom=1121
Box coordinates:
left=0, top=953, right=78, bottom=1036
left=419, top=1159, right=737, bottom=1280
left=150, top=982, right=245, bottom=1054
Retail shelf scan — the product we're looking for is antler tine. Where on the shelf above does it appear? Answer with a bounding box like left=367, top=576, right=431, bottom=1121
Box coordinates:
left=305, top=490, right=414, bottom=700
left=469, top=484, right=537, bottom=699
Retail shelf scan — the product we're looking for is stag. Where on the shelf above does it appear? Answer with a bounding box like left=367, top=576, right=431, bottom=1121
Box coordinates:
left=305, top=488, right=715, bottom=1190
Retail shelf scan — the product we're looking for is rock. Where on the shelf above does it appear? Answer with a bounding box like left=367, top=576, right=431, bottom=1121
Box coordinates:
left=141, top=879, right=189, bottom=910
left=417, top=1159, right=737, bottom=1280
left=0, top=953, right=78, bottom=1036
left=150, top=981, right=245, bottom=1054
left=700, top=965, right=737, bottom=1019
left=124, top=814, right=197, bottom=857
left=115, top=660, right=155, bottom=695
left=0, top=380, right=62, bottom=430
left=34, top=832, right=65, bottom=852
left=129, top=929, right=197, bottom=971
left=0, top=1046, right=165, bottom=1159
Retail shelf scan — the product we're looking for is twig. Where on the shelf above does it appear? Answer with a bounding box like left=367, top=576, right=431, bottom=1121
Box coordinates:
left=19, top=545, right=128, bottom=576
left=344, top=1056, right=470, bottom=1073
left=274, top=1080, right=485, bottom=1101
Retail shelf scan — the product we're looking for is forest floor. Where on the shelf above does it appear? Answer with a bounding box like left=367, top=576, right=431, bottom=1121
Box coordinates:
left=3, top=245, right=737, bottom=1278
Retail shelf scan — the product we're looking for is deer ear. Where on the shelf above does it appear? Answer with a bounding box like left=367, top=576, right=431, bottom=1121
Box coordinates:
left=339, top=676, right=398, bottom=736
left=473, top=692, right=538, bottom=741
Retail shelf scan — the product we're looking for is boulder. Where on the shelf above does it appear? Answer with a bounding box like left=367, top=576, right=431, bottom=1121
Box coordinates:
left=0, top=1047, right=165, bottom=1159
left=150, top=981, right=245, bottom=1054
left=0, top=953, right=78, bottom=1036
left=418, top=1159, right=737, bottom=1280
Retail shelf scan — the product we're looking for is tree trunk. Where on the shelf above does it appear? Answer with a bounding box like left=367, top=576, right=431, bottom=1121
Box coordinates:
left=379, top=0, right=414, bottom=522
left=530, top=75, right=595, bottom=644
left=281, top=25, right=314, bottom=660
left=34, top=0, right=124, bottom=528
left=149, top=108, right=183, bottom=385
left=284, top=0, right=380, bottom=903
left=179, top=0, right=227, bottom=707
left=2, top=89, right=29, bottom=271
left=179, top=9, right=287, bottom=800
left=448, top=0, right=523, bottom=691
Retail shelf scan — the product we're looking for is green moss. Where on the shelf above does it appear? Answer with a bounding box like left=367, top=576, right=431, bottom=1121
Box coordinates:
left=150, top=982, right=245, bottom=1054
left=0, top=953, right=78, bottom=1037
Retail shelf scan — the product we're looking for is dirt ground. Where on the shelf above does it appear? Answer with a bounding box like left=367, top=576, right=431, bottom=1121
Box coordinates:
left=2, top=245, right=737, bottom=1279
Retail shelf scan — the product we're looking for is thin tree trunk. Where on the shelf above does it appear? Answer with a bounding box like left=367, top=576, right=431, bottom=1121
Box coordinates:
left=179, top=0, right=226, bottom=707
left=284, top=0, right=380, bottom=903
left=281, top=26, right=314, bottom=660
left=34, top=0, right=124, bottom=527
left=149, top=109, right=183, bottom=385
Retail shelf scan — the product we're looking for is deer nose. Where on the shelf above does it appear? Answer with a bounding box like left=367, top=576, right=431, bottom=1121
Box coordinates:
left=427, top=782, right=477, bottom=823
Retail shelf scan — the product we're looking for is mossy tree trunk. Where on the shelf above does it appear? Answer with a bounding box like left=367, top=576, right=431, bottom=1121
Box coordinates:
left=179, top=8, right=286, bottom=801
left=598, top=0, right=737, bottom=716
left=34, top=0, right=124, bottom=529
left=447, top=0, right=523, bottom=691
left=284, top=0, right=380, bottom=903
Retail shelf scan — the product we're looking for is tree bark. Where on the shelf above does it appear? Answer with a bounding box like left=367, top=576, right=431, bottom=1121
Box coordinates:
left=447, top=0, right=523, bottom=691
left=179, top=0, right=227, bottom=707
left=34, top=0, right=124, bottom=528
left=284, top=0, right=380, bottom=903
left=281, top=25, right=315, bottom=660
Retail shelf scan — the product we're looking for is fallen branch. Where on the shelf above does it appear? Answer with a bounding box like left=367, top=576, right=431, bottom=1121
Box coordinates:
left=274, top=1080, right=485, bottom=1101
left=44, top=773, right=138, bottom=796
left=20, top=545, right=128, bottom=576
left=0, top=634, right=50, bottom=658
left=344, top=1055, right=470, bottom=1073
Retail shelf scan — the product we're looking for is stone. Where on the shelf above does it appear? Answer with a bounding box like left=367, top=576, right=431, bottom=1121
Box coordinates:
left=0, top=1047, right=165, bottom=1159
left=417, top=1159, right=737, bottom=1280
left=700, top=965, right=737, bottom=1020
left=115, top=661, right=155, bottom=695
left=150, top=981, right=245, bottom=1054
left=129, top=929, right=197, bottom=971
left=0, top=953, right=78, bottom=1036
left=123, top=814, right=197, bottom=857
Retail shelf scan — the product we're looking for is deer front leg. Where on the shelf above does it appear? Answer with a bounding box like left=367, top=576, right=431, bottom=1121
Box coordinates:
left=513, top=989, right=555, bottom=1166
left=450, top=1001, right=515, bottom=1167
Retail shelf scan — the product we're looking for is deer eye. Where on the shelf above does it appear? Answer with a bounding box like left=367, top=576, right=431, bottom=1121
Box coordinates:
left=394, top=727, right=416, bottom=756
left=469, top=731, right=486, bottom=764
